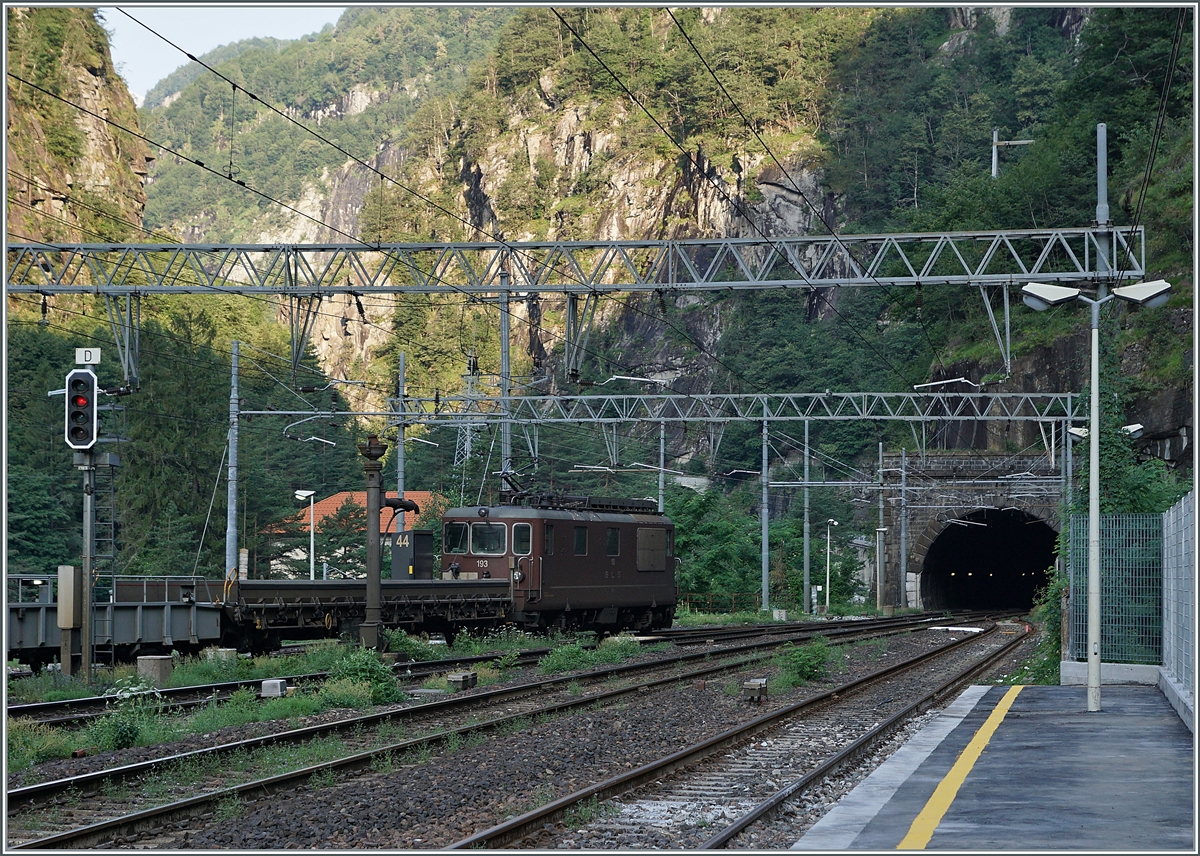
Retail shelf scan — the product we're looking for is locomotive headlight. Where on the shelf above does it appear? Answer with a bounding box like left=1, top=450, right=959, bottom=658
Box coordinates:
left=513, top=571, right=523, bottom=583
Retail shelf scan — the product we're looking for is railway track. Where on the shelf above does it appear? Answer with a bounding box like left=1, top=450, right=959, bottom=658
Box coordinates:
left=447, top=621, right=1028, bottom=849
left=8, top=613, right=972, bottom=727
left=6, top=613, right=970, bottom=848
left=7, top=648, right=557, bottom=726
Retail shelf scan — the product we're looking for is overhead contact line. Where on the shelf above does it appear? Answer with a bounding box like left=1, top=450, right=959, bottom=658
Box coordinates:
left=8, top=68, right=695, bottom=428
left=116, top=8, right=767, bottom=409
left=552, top=8, right=917, bottom=391
left=665, top=8, right=956, bottom=381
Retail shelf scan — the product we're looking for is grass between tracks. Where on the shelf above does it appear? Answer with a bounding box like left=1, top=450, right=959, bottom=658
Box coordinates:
left=536, top=635, right=647, bottom=674
left=8, top=646, right=488, bottom=772
left=6, top=627, right=578, bottom=771
left=7, top=630, right=659, bottom=773
left=7, top=628, right=547, bottom=705
left=8, top=683, right=355, bottom=772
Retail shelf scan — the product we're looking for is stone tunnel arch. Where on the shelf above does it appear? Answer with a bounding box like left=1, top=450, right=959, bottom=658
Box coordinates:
left=916, top=508, right=1059, bottom=611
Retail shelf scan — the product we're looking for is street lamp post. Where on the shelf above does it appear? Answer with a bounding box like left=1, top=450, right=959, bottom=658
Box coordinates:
left=1021, top=278, right=1171, bottom=712
left=825, top=518, right=839, bottom=613
left=295, top=490, right=316, bottom=580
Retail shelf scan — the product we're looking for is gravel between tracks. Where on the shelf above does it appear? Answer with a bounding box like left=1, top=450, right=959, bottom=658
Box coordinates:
left=6, top=664, right=527, bottom=791
left=9, top=623, right=1038, bottom=850
left=114, top=628, right=996, bottom=849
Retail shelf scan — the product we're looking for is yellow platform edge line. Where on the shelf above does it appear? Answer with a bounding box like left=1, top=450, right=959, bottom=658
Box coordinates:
left=897, top=684, right=1025, bottom=850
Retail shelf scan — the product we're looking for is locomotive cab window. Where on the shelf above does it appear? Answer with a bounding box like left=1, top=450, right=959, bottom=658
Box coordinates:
left=545, top=524, right=555, bottom=555
left=470, top=522, right=507, bottom=556
left=606, top=527, right=620, bottom=556
left=636, top=527, right=667, bottom=571
left=574, top=525, right=588, bottom=556
left=444, top=522, right=469, bottom=554
left=513, top=523, right=532, bottom=556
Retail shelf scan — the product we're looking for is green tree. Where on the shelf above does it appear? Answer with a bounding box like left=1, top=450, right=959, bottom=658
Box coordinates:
left=317, top=497, right=368, bottom=575
left=6, top=465, right=76, bottom=575
left=665, top=486, right=760, bottom=595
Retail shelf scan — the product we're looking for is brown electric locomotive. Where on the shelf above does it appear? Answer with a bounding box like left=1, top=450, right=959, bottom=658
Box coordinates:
left=440, top=495, right=677, bottom=633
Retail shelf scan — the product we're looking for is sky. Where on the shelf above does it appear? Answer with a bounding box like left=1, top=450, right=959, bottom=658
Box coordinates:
left=99, top=6, right=346, bottom=105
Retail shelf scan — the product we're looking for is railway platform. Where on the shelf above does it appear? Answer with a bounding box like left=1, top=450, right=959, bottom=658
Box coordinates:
left=794, top=684, right=1194, bottom=851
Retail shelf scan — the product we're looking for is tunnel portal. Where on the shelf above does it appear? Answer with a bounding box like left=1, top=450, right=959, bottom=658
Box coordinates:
left=920, top=509, right=1057, bottom=611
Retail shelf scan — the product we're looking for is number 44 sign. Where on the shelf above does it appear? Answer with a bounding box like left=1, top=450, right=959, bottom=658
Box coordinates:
left=75, top=348, right=101, bottom=365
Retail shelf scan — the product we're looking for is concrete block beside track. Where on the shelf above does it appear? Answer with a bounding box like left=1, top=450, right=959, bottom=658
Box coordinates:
left=136, top=655, right=172, bottom=688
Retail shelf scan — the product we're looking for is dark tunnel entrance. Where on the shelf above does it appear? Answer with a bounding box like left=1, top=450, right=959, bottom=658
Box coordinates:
left=920, top=509, right=1058, bottom=611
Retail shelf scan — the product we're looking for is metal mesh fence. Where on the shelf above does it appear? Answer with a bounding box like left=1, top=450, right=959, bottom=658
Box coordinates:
left=1068, top=514, right=1163, bottom=664
left=1161, top=492, right=1194, bottom=698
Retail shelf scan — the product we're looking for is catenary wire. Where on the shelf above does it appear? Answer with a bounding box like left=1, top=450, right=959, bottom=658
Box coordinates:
left=665, top=7, right=955, bottom=378
left=552, top=8, right=918, bottom=389
left=114, top=7, right=821, bottom=404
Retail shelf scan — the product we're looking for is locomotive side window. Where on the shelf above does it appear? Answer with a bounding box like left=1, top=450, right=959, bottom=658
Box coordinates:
left=545, top=524, right=555, bottom=555
left=471, top=522, right=507, bottom=555
left=444, top=522, right=469, bottom=554
left=574, top=525, right=588, bottom=555
left=606, top=527, right=620, bottom=556
left=636, top=527, right=667, bottom=571
left=513, top=523, right=532, bottom=556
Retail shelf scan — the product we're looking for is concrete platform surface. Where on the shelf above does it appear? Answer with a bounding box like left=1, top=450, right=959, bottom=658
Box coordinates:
left=794, top=684, right=1194, bottom=851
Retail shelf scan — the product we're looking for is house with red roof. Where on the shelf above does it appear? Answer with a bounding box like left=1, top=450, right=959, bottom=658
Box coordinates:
left=292, top=490, right=437, bottom=536
left=272, top=490, right=440, bottom=578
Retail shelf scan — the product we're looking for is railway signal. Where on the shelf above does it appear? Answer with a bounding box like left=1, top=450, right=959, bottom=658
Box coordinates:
left=64, top=368, right=98, bottom=450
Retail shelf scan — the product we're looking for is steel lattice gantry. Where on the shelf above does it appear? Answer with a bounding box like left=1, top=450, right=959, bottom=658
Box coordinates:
left=5, top=229, right=1143, bottom=293
left=387, top=390, right=1081, bottom=426
left=7, top=227, right=1144, bottom=386
left=245, top=391, right=1081, bottom=459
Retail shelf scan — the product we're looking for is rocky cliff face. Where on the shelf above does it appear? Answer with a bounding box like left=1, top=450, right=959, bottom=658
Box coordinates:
left=262, top=88, right=836, bottom=405
left=933, top=302, right=1193, bottom=468
left=137, top=5, right=1186, bottom=471
left=447, top=97, right=840, bottom=388
left=6, top=8, right=153, bottom=244
left=249, top=146, right=410, bottom=403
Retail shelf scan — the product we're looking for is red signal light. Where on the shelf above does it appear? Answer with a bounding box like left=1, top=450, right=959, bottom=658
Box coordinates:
left=64, top=368, right=98, bottom=450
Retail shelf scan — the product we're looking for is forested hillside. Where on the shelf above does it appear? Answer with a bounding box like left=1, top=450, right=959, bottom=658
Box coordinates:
left=6, top=6, right=1192, bottom=597
left=140, top=6, right=514, bottom=241
left=6, top=9, right=371, bottom=579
